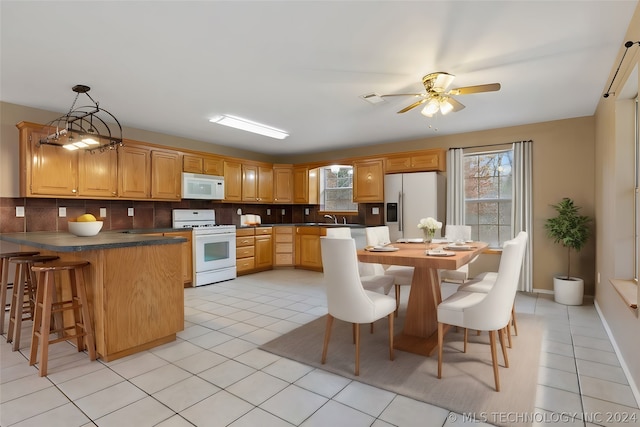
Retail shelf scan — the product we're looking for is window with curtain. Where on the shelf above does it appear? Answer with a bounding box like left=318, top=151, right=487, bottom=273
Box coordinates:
left=320, top=165, right=358, bottom=212
left=464, top=150, right=514, bottom=248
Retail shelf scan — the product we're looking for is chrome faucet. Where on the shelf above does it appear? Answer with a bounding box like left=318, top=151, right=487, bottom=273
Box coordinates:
left=324, top=214, right=337, bottom=224
left=342, top=217, right=347, bottom=224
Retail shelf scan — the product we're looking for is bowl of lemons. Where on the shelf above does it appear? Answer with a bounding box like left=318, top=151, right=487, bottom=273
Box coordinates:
left=68, top=214, right=103, bottom=237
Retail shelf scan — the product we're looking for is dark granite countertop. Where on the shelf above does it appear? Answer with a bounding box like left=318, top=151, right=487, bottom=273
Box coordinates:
left=0, top=231, right=186, bottom=253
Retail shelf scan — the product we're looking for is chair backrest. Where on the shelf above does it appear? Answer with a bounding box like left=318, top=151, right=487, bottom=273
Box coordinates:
left=325, top=227, right=352, bottom=238
left=320, top=237, right=380, bottom=323
left=365, top=226, right=391, bottom=246
left=465, top=232, right=528, bottom=330
left=445, top=225, right=471, bottom=241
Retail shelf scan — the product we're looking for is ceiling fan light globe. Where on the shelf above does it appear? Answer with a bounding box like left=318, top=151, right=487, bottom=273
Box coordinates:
left=439, top=100, right=454, bottom=115
left=421, top=99, right=440, bottom=116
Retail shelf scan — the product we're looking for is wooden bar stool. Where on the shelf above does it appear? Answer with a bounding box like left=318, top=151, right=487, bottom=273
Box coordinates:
left=30, top=261, right=96, bottom=376
left=0, top=251, right=40, bottom=334
left=6, top=255, right=59, bottom=351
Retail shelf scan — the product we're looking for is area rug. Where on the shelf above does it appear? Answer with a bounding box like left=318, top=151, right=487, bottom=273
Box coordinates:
left=260, top=313, right=542, bottom=427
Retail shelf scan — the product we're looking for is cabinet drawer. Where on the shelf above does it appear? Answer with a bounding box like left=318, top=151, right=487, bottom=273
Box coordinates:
left=236, top=246, right=255, bottom=258
left=236, top=236, right=255, bottom=247
left=237, top=257, right=255, bottom=271
left=256, top=227, right=272, bottom=235
left=275, top=227, right=293, bottom=235
left=275, top=233, right=293, bottom=243
left=275, top=254, right=293, bottom=265
left=236, top=228, right=254, bottom=237
left=275, top=243, right=293, bottom=253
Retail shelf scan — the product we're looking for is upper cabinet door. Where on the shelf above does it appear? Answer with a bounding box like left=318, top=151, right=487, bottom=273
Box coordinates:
left=257, top=166, right=273, bottom=203
left=118, top=146, right=151, bottom=199
left=353, top=159, right=384, bottom=202
left=273, top=165, right=293, bottom=203
left=242, top=164, right=258, bottom=202
left=151, top=150, right=181, bottom=200
left=78, top=150, right=118, bottom=198
left=28, top=127, right=78, bottom=197
left=224, top=160, right=242, bottom=201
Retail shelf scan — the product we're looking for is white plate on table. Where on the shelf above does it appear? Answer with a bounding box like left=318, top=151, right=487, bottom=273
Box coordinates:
left=365, top=246, right=400, bottom=252
left=426, top=250, right=455, bottom=257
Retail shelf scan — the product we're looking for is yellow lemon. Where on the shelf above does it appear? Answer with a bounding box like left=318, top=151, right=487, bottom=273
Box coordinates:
left=76, top=213, right=97, bottom=222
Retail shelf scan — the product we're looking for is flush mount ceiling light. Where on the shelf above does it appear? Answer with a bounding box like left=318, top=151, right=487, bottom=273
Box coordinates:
left=39, top=84, right=123, bottom=152
left=209, top=115, right=289, bottom=140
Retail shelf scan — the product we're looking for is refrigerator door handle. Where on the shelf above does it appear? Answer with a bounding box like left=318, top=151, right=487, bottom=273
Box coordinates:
left=398, top=191, right=403, bottom=232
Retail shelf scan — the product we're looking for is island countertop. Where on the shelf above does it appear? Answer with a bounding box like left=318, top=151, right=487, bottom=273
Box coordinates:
left=0, top=231, right=186, bottom=252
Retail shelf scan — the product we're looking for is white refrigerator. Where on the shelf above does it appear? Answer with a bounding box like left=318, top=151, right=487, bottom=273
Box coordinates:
left=384, top=172, right=446, bottom=242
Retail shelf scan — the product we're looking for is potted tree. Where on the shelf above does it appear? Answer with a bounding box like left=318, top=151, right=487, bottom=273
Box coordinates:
left=544, top=198, right=592, bottom=305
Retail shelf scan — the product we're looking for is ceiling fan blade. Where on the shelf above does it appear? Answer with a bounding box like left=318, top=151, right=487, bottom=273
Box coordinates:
left=397, top=98, right=427, bottom=114
left=448, top=97, right=466, bottom=112
left=448, top=83, right=501, bottom=96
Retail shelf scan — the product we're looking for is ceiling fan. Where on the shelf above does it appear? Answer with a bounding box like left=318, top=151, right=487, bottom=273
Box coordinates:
left=381, top=72, right=501, bottom=117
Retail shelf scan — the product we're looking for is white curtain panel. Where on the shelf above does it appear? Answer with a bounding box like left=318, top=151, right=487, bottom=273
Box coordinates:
left=446, top=148, right=465, bottom=226
left=512, top=141, right=533, bottom=292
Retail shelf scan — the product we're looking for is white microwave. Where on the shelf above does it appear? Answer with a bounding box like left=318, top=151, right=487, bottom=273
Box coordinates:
left=182, top=173, right=225, bottom=200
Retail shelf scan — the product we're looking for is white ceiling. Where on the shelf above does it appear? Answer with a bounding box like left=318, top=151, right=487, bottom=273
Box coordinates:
left=1, top=1, right=636, bottom=156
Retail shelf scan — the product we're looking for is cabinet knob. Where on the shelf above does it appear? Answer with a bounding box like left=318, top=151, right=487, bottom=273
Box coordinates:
left=72, top=189, right=77, bottom=193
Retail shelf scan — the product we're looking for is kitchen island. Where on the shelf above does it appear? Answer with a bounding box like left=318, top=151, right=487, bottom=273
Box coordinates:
left=0, top=231, right=186, bottom=361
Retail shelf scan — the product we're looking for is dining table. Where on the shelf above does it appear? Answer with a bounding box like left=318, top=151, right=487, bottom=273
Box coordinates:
left=357, top=241, right=488, bottom=357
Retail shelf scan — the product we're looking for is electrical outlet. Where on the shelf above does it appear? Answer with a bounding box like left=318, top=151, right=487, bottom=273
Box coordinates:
left=304, top=208, right=309, bottom=215
left=372, top=207, right=380, bottom=215
left=16, top=206, right=24, bottom=217
left=266, top=209, right=271, bottom=215
left=58, top=207, right=67, bottom=217
left=128, top=207, right=134, bottom=217
left=281, top=209, right=286, bottom=215
left=100, top=208, right=107, bottom=218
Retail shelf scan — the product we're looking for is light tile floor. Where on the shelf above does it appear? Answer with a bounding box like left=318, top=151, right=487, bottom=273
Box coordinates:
left=1, top=269, right=639, bottom=426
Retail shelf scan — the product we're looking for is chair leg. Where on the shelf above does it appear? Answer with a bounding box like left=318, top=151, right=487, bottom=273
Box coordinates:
left=321, top=315, right=334, bottom=364
left=498, top=327, right=509, bottom=368
left=506, top=322, right=513, bottom=348
left=370, top=322, right=374, bottom=334
left=394, top=284, right=400, bottom=317
left=388, top=313, right=394, bottom=361
left=354, top=323, right=360, bottom=376
left=511, top=305, right=518, bottom=336
left=463, top=328, right=468, bottom=353
left=352, top=323, right=356, bottom=344
left=489, top=330, right=500, bottom=392
left=437, top=322, right=444, bottom=379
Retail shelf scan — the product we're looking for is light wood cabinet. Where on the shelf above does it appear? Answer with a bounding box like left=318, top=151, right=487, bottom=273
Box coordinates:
left=78, top=150, right=118, bottom=198
left=151, top=150, right=181, bottom=200
left=293, top=166, right=319, bottom=204
left=163, top=231, right=193, bottom=286
left=224, top=160, right=243, bottom=201
left=118, top=145, right=151, bottom=199
left=183, top=154, right=224, bottom=176
left=295, top=226, right=325, bottom=271
left=385, top=149, right=446, bottom=173
left=236, top=227, right=273, bottom=274
left=236, top=228, right=256, bottom=273
left=273, top=165, right=293, bottom=203
left=254, top=227, right=273, bottom=269
left=274, top=226, right=294, bottom=266
left=353, top=158, right=384, bottom=202
left=30, top=137, right=78, bottom=196
left=242, top=163, right=273, bottom=202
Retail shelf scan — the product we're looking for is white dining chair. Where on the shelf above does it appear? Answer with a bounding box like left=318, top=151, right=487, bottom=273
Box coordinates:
left=364, top=226, right=414, bottom=315
left=319, top=237, right=396, bottom=375
left=439, top=225, right=475, bottom=284
left=436, top=234, right=526, bottom=391
left=324, top=227, right=394, bottom=295
left=457, top=231, right=528, bottom=341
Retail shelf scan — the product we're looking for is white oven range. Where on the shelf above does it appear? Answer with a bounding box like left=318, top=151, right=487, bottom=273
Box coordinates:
left=172, top=209, right=236, bottom=286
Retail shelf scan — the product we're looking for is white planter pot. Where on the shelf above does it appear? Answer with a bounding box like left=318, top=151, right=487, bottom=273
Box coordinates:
left=553, top=276, right=584, bottom=305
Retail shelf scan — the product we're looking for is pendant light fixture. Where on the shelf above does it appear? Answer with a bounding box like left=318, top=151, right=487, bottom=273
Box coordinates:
left=39, top=85, right=123, bottom=152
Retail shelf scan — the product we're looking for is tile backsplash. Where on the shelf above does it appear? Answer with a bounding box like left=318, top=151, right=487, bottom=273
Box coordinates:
left=0, top=197, right=384, bottom=233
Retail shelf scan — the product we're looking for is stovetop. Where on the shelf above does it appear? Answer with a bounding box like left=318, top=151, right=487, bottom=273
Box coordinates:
left=172, top=209, right=235, bottom=233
